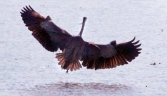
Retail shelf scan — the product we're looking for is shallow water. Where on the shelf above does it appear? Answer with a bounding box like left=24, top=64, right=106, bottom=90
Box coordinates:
left=21, top=82, right=132, bottom=96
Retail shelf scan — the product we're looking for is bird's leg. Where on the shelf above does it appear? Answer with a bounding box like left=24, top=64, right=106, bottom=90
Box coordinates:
left=66, top=69, right=69, bottom=73
left=78, top=17, right=87, bottom=37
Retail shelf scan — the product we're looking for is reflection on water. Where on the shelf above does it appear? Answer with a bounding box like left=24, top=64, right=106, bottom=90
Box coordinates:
left=21, top=82, right=133, bottom=96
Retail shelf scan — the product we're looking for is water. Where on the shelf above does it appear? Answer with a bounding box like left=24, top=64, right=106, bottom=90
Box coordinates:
left=0, top=0, right=167, bottom=96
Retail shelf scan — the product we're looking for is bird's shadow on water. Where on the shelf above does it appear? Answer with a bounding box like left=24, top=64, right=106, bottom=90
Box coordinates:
left=21, top=82, right=134, bottom=96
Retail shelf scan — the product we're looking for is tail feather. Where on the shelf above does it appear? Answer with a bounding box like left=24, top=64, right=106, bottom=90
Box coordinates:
left=56, top=53, right=82, bottom=72
left=66, top=62, right=80, bottom=71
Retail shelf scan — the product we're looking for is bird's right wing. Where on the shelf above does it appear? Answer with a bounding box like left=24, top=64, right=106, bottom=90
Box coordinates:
left=82, top=37, right=141, bottom=70
left=20, top=5, right=72, bottom=52
left=81, top=42, right=101, bottom=61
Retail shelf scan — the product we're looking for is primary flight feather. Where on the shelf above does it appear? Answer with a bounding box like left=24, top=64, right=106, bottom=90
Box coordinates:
left=20, top=5, right=141, bottom=72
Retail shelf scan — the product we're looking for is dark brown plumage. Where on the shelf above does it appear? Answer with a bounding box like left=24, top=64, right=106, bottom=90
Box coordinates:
left=20, top=5, right=141, bottom=72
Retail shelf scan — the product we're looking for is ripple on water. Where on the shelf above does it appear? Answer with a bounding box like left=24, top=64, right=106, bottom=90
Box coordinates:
left=20, top=82, right=133, bottom=96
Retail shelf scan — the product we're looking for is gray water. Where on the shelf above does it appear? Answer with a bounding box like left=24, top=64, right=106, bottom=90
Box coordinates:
left=0, top=0, right=167, bottom=96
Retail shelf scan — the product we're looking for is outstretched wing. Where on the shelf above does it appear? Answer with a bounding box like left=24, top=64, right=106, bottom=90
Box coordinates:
left=20, top=5, right=72, bottom=52
left=82, top=37, right=141, bottom=70
left=81, top=42, right=101, bottom=61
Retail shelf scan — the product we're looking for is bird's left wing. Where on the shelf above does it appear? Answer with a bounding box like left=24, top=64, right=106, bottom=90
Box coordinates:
left=20, top=5, right=72, bottom=52
left=82, top=37, right=141, bottom=70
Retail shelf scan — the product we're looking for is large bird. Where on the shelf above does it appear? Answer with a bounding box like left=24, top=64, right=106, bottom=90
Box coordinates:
left=20, top=5, right=141, bottom=73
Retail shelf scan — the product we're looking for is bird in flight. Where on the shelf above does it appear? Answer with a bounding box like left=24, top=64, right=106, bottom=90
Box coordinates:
left=20, top=5, right=141, bottom=73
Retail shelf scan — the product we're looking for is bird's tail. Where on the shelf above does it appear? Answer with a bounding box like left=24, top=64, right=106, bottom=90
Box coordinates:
left=56, top=53, right=82, bottom=72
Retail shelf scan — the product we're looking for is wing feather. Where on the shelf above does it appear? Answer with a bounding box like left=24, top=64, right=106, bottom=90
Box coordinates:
left=81, top=42, right=100, bottom=61
left=20, top=5, right=71, bottom=52
left=82, top=37, right=141, bottom=70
